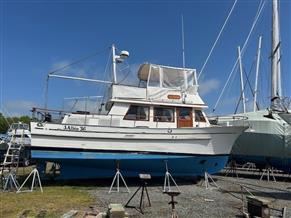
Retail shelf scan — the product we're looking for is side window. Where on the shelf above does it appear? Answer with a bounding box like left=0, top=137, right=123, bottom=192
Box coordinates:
left=124, top=105, right=149, bottom=121
left=178, top=108, right=192, bottom=120
left=195, top=110, right=206, bottom=122
left=154, top=107, right=174, bottom=122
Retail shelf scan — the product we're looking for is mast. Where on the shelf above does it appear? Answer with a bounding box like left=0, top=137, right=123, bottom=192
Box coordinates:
left=112, top=44, right=117, bottom=84
left=237, top=46, right=246, bottom=113
left=181, top=14, right=186, bottom=69
left=181, top=14, right=188, bottom=90
left=271, top=0, right=282, bottom=110
left=253, top=36, right=262, bottom=112
left=111, top=44, right=129, bottom=84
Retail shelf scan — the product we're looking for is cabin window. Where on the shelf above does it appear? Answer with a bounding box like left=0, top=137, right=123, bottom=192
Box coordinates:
left=178, top=108, right=192, bottom=120
left=154, top=107, right=174, bottom=122
left=195, top=110, right=206, bottom=122
left=124, top=105, right=149, bottom=121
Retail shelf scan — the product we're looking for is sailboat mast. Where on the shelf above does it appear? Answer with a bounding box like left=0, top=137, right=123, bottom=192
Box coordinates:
left=237, top=46, right=246, bottom=114
left=271, top=0, right=282, bottom=109
left=253, top=36, right=262, bottom=112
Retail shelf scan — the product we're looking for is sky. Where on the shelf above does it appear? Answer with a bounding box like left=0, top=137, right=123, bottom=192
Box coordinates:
left=0, top=0, right=290, bottom=116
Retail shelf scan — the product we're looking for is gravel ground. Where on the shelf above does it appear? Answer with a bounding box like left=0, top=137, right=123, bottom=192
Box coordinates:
left=86, top=172, right=291, bottom=217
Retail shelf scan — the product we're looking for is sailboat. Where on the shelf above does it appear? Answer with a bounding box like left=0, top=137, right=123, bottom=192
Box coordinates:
left=218, top=0, right=291, bottom=173
left=29, top=44, right=247, bottom=180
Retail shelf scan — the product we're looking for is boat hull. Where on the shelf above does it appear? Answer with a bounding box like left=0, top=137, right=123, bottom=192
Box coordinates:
left=230, top=131, right=291, bottom=172
left=30, top=122, right=246, bottom=179
left=232, top=154, right=291, bottom=173
left=219, top=110, right=291, bottom=173
left=33, top=150, right=229, bottom=179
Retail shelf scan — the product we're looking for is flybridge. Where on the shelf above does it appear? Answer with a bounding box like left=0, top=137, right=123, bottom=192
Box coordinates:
left=138, top=63, right=198, bottom=90
left=110, top=63, right=205, bottom=107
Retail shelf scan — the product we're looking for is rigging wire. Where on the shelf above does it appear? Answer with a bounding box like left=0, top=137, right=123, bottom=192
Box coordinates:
left=213, top=0, right=266, bottom=112
left=94, top=49, right=112, bottom=113
left=99, top=51, right=112, bottom=111
left=2, top=107, right=18, bottom=125
left=117, top=64, right=132, bottom=85
left=259, top=50, right=270, bottom=108
left=44, top=47, right=109, bottom=109
left=234, top=59, right=257, bottom=114
left=0, top=1, right=4, bottom=117
left=198, top=0, right=238, bottom=79
left=48, top=47, right=109, bottom=75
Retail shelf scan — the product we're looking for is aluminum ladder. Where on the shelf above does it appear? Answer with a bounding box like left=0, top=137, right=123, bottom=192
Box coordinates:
left=0, top=129, right=24, bottom=189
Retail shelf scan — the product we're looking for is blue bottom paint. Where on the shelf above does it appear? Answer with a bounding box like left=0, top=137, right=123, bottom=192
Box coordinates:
left=232, top=155, right=291, bottom=173
left=32, top=150, right=229, bottom=180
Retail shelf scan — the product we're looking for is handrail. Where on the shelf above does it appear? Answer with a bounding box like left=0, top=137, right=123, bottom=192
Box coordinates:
left=32, top=109, right=211, bottom=128
left=208, top=115, right=248, bottom=121
left=32, top=107, right=248, bottom=128
left=31, top=107, right=100, bottom=115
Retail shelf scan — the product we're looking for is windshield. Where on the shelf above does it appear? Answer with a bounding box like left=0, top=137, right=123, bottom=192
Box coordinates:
left=147, top=65, right=195, bottom=89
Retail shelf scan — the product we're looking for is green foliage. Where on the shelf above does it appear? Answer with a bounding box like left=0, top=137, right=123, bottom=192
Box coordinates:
left=0, top=113, right=31, bottom=133
left=19, top=116, right=31, bottom=124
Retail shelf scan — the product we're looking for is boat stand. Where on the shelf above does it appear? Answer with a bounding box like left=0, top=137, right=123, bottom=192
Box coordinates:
left=17, top=168, right=43, bottom=193
left=163, top=191, right=180, bottom=218
left=163, top=160, right=180, bottom=192
left=125, top=174, right=151, bottom=214
left=204, top=172, right=219, bottom=190
left=224, top=160, right=239, bottom=178
left=109, top=160, right=130, bottom=193
left=242, top=162, right=256, bottom=172
left=260, top=166, right=276, bottom=182
left=3, top=172, right=19, bottom=191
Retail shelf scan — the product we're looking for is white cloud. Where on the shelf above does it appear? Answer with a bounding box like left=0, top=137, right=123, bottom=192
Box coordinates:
left=199, top=78, right=220, bottom=95
left=3, top=100, right=39, bottom=116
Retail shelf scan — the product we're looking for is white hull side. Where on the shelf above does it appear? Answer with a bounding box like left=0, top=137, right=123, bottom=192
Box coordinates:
left=31, top=122, right=245, bottom=155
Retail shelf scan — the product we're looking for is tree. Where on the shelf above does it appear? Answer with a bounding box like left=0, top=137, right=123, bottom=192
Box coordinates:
left=0, top=114, right=31, bottom=133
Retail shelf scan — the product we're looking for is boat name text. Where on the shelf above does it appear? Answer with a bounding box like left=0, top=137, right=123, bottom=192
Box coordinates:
left=63, top=125, right=86, bottom=131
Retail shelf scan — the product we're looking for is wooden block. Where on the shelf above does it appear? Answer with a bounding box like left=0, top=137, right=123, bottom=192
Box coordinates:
left=108, top=204, right=125, bottom=218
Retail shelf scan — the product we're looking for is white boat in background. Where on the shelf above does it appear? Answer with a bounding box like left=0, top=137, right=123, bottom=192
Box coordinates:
left=6, top=122, right=31, bottom=146
left=217, top=0, right=291, bottom=173
left=30, top=46, right=247, bottom=180
left=0, top=122, right=31, bottom=165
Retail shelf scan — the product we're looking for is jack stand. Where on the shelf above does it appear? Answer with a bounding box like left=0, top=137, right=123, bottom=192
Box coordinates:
left=17, top=168, right=43, bottom=193
left=163, top=191, right=180, bottom=218
left=125, top=174, right=151, bottom=214
left=109, top=160, right=130, bottom=193
left=204, top=172, right=219, bottom=190
left=163, top=160, right=180, bottom=193
left=242, top=162, right=256, bottom=172
left=3, top=172, right=19, bottom=191
left=260, top=166, right=276, bottom=182
left=224, top=160, right=238, bottom=178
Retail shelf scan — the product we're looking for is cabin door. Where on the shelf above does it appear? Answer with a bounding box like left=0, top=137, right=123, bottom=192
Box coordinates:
left=177, top=107, right=193, bottom=128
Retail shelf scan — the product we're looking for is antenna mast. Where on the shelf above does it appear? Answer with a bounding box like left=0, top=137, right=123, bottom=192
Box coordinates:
left=112, top=44, right=117, bottom=84
left=181, top=14, right=185, bottom=68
